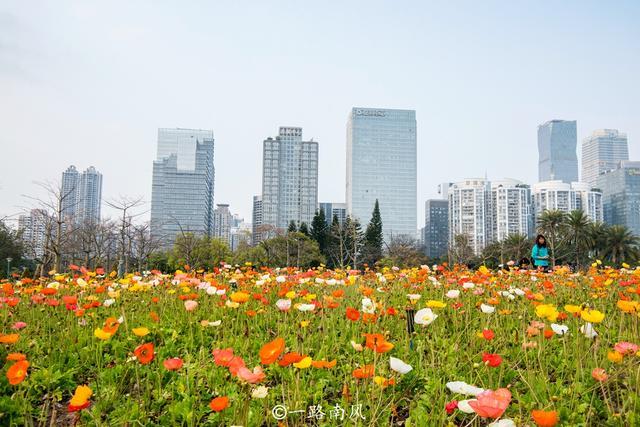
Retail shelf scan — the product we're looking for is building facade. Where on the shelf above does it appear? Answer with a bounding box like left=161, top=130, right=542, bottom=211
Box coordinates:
left=597, top=161, right=640, bottom=236
left=346, top=107, right=417, bottom=240
left=18, top=209, right=50, bottom=260
left=252, top=195, right=264, bottom=245
left=319, top=202, right=347, bottom=226
left=581, top=129, right=629, bottom=187
left=489, top=179, right=532, bottom=241
left=424, top=199, right=449, bottom=259
left=531, top=180, right=603, bottom=223
left=538, top=120, right=578, bottom=183
left=150, top=128, right=215, bottom=247
left=448, top=179, right=490, bottom=255
left=261, top=127, right=318, bottom=233
left=212, top=204, right=233, bottom=244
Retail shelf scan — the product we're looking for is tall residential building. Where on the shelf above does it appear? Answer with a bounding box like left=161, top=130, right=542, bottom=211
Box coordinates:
left=489, top=179, right=532, bottom=241
left=538, top=120, right=578, bottom=183
left=252, top=195, right=263, bottom=245
left=319, top=202, right=347, bottom=226
left=581, top=129, right=629, bottom=187
left=150, top=128, right=215, bottom=247
left=424, top=199, right=449, bottom=259
left=60, top=165, right=103, bottom=224
left=261, top=127, right=318, bottom=233
left=18, top=209, right=49, bottom=259
left=346, top=107, right=417, bottom=240
left=212, top=204, right=233, bottom=244
left=597, top=161, right=640, bottom=236
left=448, top=179, right=490, bottom=255
left=531, top=180, right=603, bottom=223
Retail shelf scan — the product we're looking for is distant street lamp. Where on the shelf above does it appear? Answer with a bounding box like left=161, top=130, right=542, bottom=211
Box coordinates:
left=6, top=257, right=12, bottom=279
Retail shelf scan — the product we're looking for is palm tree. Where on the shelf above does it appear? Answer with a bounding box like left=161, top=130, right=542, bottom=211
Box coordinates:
left=536, top=210, right=568, bottom=267
left=587, top=221, right=609, bottom=261
left=564, top=210, right=593, bottom=269
left=501, top=233, right=530, bottom=263
left=603, top=225, right=639, bottom=265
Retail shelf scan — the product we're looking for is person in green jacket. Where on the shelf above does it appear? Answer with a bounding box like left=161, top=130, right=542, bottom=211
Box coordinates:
left=531, top=234, right=550, bottom=271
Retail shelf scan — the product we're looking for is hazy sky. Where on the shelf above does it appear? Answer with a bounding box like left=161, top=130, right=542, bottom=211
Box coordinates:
left=1, top=1, right=639, bottom=227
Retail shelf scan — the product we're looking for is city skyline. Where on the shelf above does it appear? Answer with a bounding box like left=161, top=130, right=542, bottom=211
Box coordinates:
left=1, top=2, right=638, bottom=225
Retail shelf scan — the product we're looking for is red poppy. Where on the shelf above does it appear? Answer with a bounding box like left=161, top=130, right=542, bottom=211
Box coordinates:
left=163, top=357, right=183, bottom=371
left=482, top=329, right=495, bottom=340
left=278, top=352, right=305, bottom=367
left=445, top=400, right=458, bottom=414
left=482, top=353, right=502, bottom=367
left=346, top=307, right=360, bottom=321
left=133, top=343, right=155, bottom=365
left=352, top=364, right=375, bottom=379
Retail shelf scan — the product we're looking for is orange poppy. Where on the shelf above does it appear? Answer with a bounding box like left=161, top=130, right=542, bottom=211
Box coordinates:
left=531, top=410, right=559, bottom=427
left=209, top=396, right=229, bottom=412
left=352, top=364, right=375, bottom=379
left=278, top=352, right=305, bottom=367
left=0, top=334, right=20, bottom=344
left=134, top=343, right=155, bottom=365
left=259, top=337, right=285, bottom=365
left=42, top=288, right=57, bottom=296
left=6, top=353, right=26, bottom=361
left=6, top=360, right=30, bottom=385
left=150, top=311, right=160, bottom=322
left=311, top=359, right=337, bottom=369
left=62, top=295, right=77, bottom=305
left=363, top=333, right=394, bottom=353
left=103, top=317, right=120, bottom=334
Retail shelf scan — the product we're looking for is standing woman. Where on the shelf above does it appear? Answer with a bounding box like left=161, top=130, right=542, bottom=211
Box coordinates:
left=531, top=234, right=550, bottom=272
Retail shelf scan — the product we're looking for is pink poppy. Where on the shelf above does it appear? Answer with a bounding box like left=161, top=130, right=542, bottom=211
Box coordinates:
left=237, top=366, right=265, bottom=384
left=11, top=322, right=27, bottom=330
left=227, top=356, right=246, bottom=376
left=468, top=388, right=511, bottom=418
left=184, top=300, right=198, bottom=311
left=613, top=341, right=638, bottom=355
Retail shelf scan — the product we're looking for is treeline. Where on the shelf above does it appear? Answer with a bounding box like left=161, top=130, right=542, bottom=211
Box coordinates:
left=449, top=210, right=639, bottom=269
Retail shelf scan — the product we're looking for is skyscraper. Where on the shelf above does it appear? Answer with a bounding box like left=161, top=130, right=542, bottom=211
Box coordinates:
left=18, top=209, right=49, bottom=259
left=261, top=127, right=318, bottom=232
left=150, top=128, right=215, bottom=247
left=538, top=120, right=578, bottom=183
left=424, top=199, right=449, bottom=259
left=346, top=107, right=417, bottom=240
left=252, top=195, right=263, bottom=245
left=597, top=161, right=640, bottom=236
left=581, top=129, right=629, bottom=187
left=60, top=165, right=103, bottom=224
left=212, top=204, right=233, bottom=244
left=531, top=180, right=603, bottom=223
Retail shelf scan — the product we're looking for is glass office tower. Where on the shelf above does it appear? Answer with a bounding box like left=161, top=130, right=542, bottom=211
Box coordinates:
left=346, top=107, right=417, bottom=240
left=538, top=120, right=578, bottom=183
left=150, top=128, right=215, bottom=247
left=597, top=161, right=640, bottom=236
left=582, top=129, right=629, bottom=187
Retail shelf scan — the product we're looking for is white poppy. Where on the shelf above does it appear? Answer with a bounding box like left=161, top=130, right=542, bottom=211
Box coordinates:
left=580, top=322, right=598, bottom=338
left=480, top=304, right=495, bottom=314
left=275, top=299, right=291, bottom=311
left=457, top=399, right=476, bottom=414
left=297, top=303, right=315, bottom=312
left=407, top=294, right=421, bottom=301
left=550, top=323, right=569, bottom=335
left=103, top=299, right=115, bottom=307
left=350, top=340, right=363, bottom=352
left=251, top=385, right=269, bottom=399
left=276, top=276, right=286, bottom=283
left=389, top=357, right=413, bottom=374
left=206, top=286, right=217, bottom=295
left=361, top=298, right=376, bottom=314
left=414, top=308, right=438, bottom=326
left=489, top=419, right=516, bottom=427
left=446, top=381, right=485, bottom=396
left=446, top=289, right=460, bottom=299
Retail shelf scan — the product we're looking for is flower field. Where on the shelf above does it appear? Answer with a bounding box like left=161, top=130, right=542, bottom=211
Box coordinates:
left=1, top=264, right=640, bottom=426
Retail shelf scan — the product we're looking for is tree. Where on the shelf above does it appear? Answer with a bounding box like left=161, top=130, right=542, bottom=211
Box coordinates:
left=343, top=216, right=364, bottom=269
left=105, top=196, right=145, bottom=275
left=564, top=210, right=593, bottom=269
left=603, top=225, right=638, bottom=265
left=298, top=222, right=310, bottom=236
left=536, top=210, right=568, bottom=267
left=259, top=232, right=324, bottom=267
left=588, top=221, right=610, bottom=261
left=449, top=233, right=474, bottom=266
left=310, top=209, right=328, bottom=257
left=0, top=221, right=24, bottom=278
left=363, top=200, right=384, bottom=267
left=287, top=221, right=297, bottom=233
left=380, top=235, right=426, bottom=268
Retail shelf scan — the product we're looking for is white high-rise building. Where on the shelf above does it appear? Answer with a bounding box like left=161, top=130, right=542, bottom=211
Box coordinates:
left=581, top=129, right=629, bottom=187
left=261, top=127, right=318, bottom=233
left=532, top=180, right=603, bottom=223
left=212, top=204, right=233, bottom=244
left=18, top=209, right=50, bottom=259
left=252, top=195, right=264, bottom=245
left=489, top=179, right=532, bottom=241
left=346, top=107, right=417, bottom=240
left=448, top=179, right=490, bottom=255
